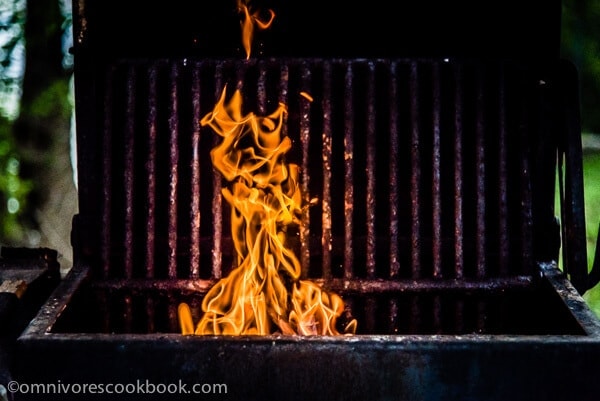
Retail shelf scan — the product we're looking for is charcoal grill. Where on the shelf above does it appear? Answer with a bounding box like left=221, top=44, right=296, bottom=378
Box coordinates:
left=8, top=0, right=600, bottom=400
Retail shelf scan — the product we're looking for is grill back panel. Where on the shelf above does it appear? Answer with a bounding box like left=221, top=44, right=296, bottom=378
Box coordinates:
left=76, top=58, right=560, bottom=282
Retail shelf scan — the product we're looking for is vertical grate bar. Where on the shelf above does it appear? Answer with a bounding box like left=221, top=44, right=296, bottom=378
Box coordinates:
left=236, top=61, right=247, bottom=92
left=167, top=63, right=180, bottom=279
left=123, top=294, right=133, bottom=333
left=189, top=64, right=202, bottom=279
left=99, top=291, right=109, bottom=333
left=257, top=60, right=267, bottom=114
left=409, top=62, right=421, bottom=278
left=365, top=297, right=376, bottom=334
left=455, top=299, right=465, bottom=333
left=433, top=295, right=442, bottom=333
left=145, top=65, right=158, bottom=278
left=498, top=66, right=509, bottom=275
left=146, top=296, right=155, bottom=333
left=321, top=61, right=333, bottom=279
left=475, top=69, right=486, bottom=279
left=477, top=300, right=486, bottom=333
left=432, top=62, right=443, bottom=278
left=168, top=302, right=178, bottom=333
left=101, top=67, right=114, bottom=278
left=365, top=62, right=377, bottom=278
left=279, top=63, right=289, bottom=136
left=212, top=65, right=224, bottom=279
left=123, top=66, right=136, bottom=279
left=389, top=298, right=399, bottom=334
left=409, top=296, right=420, bottom=333
left=343, top=62, right=355, bottom=279
left=520, top=92, right=534, bottom=275
left=453, top=65, right=465, bottom=279
left=299, top=62, right=311, bottom=278
left=389, top=61, right=400, bottom=278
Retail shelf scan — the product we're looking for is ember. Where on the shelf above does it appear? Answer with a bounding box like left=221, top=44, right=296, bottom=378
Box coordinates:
left=178, top=87, right=357, bottom=335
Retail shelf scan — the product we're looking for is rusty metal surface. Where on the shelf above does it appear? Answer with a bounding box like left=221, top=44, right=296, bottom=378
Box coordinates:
left=12, top=264, right=600, bottom=401
left=0, top=248, right=61, bottom=401
left=71, top=58, right=573, bottom=284
left=52, top=3, right=597, bottom=394
left=12, top=334, right=600, bottom=401
left=19, top=262, right=600, bottom=334
left=28, top=0, right=596, bottom=398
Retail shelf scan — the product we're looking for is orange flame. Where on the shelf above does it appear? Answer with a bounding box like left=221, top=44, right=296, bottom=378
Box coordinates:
left=237, top=0, right=275, bottom=59
left=178, top=87, right=357, bottom=336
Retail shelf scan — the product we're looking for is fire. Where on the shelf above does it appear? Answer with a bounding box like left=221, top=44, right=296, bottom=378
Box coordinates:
left=237, top=0, right=275, bottom=59
left=299, top=91, right=314, bottom=102
left=178, top=87, right=357, bottom=336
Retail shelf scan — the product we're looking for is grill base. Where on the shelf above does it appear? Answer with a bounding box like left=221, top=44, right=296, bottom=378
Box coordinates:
left=14, top=335, right=600, bottom=401
left=12, top=263, right=600, bottom=401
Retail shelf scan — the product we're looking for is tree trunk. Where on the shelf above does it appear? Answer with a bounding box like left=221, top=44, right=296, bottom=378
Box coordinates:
left=13, top=0, right=77, bottom=270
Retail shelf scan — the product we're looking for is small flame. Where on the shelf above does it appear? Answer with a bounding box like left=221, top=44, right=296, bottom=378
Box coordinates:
left=237, top=0, right=275, bottom=59
left=299, top=91, right=314, bottom=102
left=178, top=86, right=357, bottom=336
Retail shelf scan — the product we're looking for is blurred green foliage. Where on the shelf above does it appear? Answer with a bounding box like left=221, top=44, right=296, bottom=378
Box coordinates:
left=580, top=149, right=600, bottom=316
left=0, top=115, right=33, bottom=244
left=23, top=79, right=71, bottom=121
left=0, top=0, right=73, bottom=248
left=561, top=0, right=600, bottom=134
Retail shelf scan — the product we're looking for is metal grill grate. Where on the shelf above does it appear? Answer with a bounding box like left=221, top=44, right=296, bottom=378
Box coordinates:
left=91, top=58, right=558, bottom=286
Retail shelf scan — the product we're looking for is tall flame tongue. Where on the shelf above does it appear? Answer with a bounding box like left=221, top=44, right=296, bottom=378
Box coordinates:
left=178, top=87, right=357, bottom=336
left=237, top=0, right=275, bottom=59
